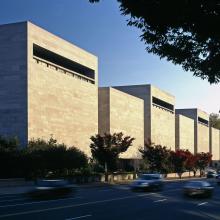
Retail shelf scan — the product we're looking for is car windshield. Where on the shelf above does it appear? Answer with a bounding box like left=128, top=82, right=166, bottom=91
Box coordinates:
left=139, top=175, right=160, bottom=180
left=208, top=171, right=216, bottom=174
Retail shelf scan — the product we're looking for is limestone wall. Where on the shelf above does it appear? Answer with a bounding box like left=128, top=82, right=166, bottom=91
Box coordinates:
left=98, top=87, right=144, bottom=159
left=210, top=127, right=220, bottom=160
left=151, top=85, right=175, bottom=105
left=175, top=108, right=210, bottom=154
left=150, top=85, right=175, bottom=150
left=98, top=88, right=110, bottom=134
left=27, top=22, right=98, bottom=155
left=197, top=123, right=210, bottom=153
left=114, top=85, right=175, bottom=150
left=198, top=109, right=209, bottom=122
left=175, top=114, right=194, bottom=153
left=197, top=109, right=210, bottom=153
left=113, top=85, right=151, bottom=142
left=0, top=22, right=27, bottom=146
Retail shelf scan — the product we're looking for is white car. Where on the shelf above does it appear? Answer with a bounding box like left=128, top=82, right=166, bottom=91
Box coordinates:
left=130, top=174, right=164, bottom=191
left=28, top=179, right=75, bottom=199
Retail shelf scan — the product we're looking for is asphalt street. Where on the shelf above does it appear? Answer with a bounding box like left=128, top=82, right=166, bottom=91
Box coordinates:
left=0, top=179, right=220, bottom=220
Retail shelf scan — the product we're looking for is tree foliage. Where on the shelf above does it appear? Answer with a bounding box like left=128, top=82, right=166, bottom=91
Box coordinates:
left=0, top=137, right=88, bottom=179
left=0, top=136, right=23, bottom=178
left=195, top=152, right=212, bottom=174
left=0, top=136, right=20, bottom=151
left=185, top=151, right=197, bottom=174
left=139, top=140, right=171, bottom=174
left=90, top=132, right=134, bottom=171
left=170, top=149, right=192, bottom=177
left=210, top=113, right=220, bottom=129
left=25, top=138, right=88, bottom=178
left=139, top=140, right=212, bottom=177
left=89, top=0, right=220, bottom=83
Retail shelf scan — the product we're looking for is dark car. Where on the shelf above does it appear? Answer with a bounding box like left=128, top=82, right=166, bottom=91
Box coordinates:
left=130, top=174, right=164, bottom=191
left=207, top=171, right=217, bottom=178
left=183, top=181, right=213, bottom=198
left=28, top=179, right=75, bottom=199
left=216, top=174, right=220, bottom=185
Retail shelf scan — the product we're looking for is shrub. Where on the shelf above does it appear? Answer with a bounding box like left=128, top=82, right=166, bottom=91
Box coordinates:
left=0, top=136, right=88, bottom=179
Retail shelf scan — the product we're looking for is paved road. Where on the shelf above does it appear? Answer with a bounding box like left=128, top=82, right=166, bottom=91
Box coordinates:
left=0, top=179, right=220, bottom=220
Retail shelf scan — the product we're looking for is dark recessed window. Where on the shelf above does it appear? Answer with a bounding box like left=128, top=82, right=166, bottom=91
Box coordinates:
left=152, top=96, right=174, bottom=112
left=198, top=117, right=209, bottom=126
left=33, top=44, right=95, bottom=79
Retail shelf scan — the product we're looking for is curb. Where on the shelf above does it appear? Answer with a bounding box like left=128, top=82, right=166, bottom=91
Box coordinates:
left=164, top=177, right=206, bottom=182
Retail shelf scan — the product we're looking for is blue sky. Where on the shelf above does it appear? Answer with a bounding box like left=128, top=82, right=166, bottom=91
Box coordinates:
left=1, top=0, right=219, bottom=113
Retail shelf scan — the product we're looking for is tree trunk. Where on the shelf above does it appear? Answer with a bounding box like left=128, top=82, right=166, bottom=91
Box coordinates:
left=104, top=162, right=108, bottom=182
left=193, top=170, right=196, bottom=177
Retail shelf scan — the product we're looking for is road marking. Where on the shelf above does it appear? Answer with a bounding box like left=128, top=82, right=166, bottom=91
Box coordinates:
left=0, top=195, right=146, bottom=218
left=66, top=214, right=92, bottom=220
left=153, top=199, right=167, bottom=203
left=197, top=202, right=208, bottom=206
left=0, top=190, right=181, bottom=218
left=0, top=196, right=83, bottom=208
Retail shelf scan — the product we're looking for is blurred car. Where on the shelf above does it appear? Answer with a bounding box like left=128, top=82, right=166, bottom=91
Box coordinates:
left=216, top=174, right=220, bottom=185
left=207, top=170, right=217, bottom=178
left=183, top=181, right=213, bottom=198
left=28, top=179, right=75, bottom=199
left=130, top=174, right=164, bottom=191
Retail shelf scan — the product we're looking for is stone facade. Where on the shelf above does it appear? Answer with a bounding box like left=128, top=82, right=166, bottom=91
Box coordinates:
left=176, top=108, right=210, bottom=153
left=98, top=87, right=144, bottom=159
left=150, top=86, right=175, bottom=149
left=175, top=114, right=194, bottom=153
left=0, top=22, right=27, bottom=146
left=197, top=124, right=210, bottom=153
left=0, top=21, right=219, bottom=161
left=210, top=127, right=220, bottom=161
left=197, top=109, right=210, bottom=153
left=0, top=21, right=98, bottom=155
left=27, top=22, right=98, bottom=155
left=114, top=85, right=175, bottom=150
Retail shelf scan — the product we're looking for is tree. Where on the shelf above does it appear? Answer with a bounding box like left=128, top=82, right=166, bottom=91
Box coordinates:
left=170, top=149, right=190, bottom=178
left=0, top=136, right=23, bottom=178
left=25, top=138, right=88, bottom=178
left=0, top=136, right=88, bottom=179
left=184, top=152, right=198, bottom=176
left=65, top=147, right=88, bottom=170
left=90, top=132, right=134, bottom=172
left=195, top=152, right=212, bottom=176
left=0, top=135, right=20, bottom=151
left=89, top=0, right=220, bottom=83
left=139, top=140, right=171, bottom=174
left=210, top=113, right=220, bottom=129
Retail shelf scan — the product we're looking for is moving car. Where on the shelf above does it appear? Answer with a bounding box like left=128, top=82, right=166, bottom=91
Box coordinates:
left=206, top=170, right=217, bottom=178
left=183, top=181, right=213, bottom=198
left=130, top=174, right=164, bottom=191
left=216, top=174, right=220, bottom=185
left=28, top=179, right=75, bottom=199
